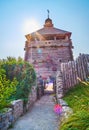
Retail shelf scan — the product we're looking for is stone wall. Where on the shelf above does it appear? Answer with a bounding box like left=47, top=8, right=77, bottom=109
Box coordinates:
left=56, top=69, right=73, bottom=128
left=58, top=99, right=73, bottom=128
left=0, top=108, right=13, bottom=130
left=56, top=71, right=64, bottom=100
left=26, top=87, right=37, bottom=111
left=0, top=100, right=23, bottom=130
left=25, top=38, right=73, bottom=78
left=11, top=99, right=23, bottom=121
left=0, top=87, right=37, bottom=130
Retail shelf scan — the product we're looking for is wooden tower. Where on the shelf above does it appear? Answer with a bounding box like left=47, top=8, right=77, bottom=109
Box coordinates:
left=24, top=13, right=73, bottom=78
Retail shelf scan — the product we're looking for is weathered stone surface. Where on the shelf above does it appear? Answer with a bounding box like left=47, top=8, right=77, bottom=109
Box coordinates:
left=58, top=99, right=73, bottom=126
left=26, top=87, right=37, bottom=111
left=0, top=108, right=13, bottom=130
left=56, top=71, right=64, bottom=99
left=58, top=99, right=68, bottom=106
left=11, top=99, right=23, bottom=121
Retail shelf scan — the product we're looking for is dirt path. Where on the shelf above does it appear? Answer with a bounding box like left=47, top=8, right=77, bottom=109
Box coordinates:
left=9, top=95, right=60, bottom=130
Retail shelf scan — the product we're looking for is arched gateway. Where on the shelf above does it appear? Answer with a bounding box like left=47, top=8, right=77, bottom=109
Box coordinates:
left=24, top=13, right=74, bottom=80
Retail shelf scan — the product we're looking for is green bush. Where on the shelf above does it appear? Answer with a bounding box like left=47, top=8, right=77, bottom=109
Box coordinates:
left=1, top=57, right=36, bottom=106
left=14, top=62, right=36, bottom=106
left=0, top=69, right=18, bottom=111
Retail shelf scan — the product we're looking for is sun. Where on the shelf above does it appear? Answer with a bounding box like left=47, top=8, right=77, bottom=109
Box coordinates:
left=22, top=18, right=40, bottom=34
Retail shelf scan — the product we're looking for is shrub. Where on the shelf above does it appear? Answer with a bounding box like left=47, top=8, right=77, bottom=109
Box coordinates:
left=0, top=69, right=17, bottom=111
left=1, top=57, right=36, bottom=106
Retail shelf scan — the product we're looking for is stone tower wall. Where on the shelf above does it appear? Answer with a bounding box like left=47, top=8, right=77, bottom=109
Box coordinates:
left=25, top=39, right=73, bottom=78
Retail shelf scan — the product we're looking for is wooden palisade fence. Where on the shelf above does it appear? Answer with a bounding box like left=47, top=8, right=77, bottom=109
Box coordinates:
left=56, top=54, right=89, bottom=99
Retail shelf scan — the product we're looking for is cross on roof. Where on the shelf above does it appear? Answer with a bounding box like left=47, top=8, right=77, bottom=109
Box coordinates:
left=47, top=9, right=50, bottom=18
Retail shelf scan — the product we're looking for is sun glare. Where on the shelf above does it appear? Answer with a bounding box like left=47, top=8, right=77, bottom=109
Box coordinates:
left=22, top=18, right=41, bottom=34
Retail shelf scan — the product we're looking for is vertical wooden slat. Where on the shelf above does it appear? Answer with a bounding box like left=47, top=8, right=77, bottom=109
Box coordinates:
left=59, top=54, right=89, bottom=96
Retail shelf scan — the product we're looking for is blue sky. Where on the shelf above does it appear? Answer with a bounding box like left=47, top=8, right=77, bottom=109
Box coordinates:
left=0, top=0, right=89, bottom=59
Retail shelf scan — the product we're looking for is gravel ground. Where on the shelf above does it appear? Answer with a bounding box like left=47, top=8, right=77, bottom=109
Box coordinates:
left=9, top=95, right=60, bottom=130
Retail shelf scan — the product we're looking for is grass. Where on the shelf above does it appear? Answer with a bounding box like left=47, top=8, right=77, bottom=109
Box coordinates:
left=60, top=82, right=89, bottom=130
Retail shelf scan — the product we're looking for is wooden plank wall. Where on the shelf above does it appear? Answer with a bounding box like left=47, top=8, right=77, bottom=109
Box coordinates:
left=60, top=54, right=89, bottom=93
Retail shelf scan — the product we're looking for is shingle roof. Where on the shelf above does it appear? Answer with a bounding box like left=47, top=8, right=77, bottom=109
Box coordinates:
left=25, top=18, right=71, bottom=38
left=32, top=27, right=71, bottom=35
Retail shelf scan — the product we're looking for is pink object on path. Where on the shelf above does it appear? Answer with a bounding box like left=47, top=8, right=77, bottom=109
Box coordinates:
left=54, top=104, right=62, bottom=115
